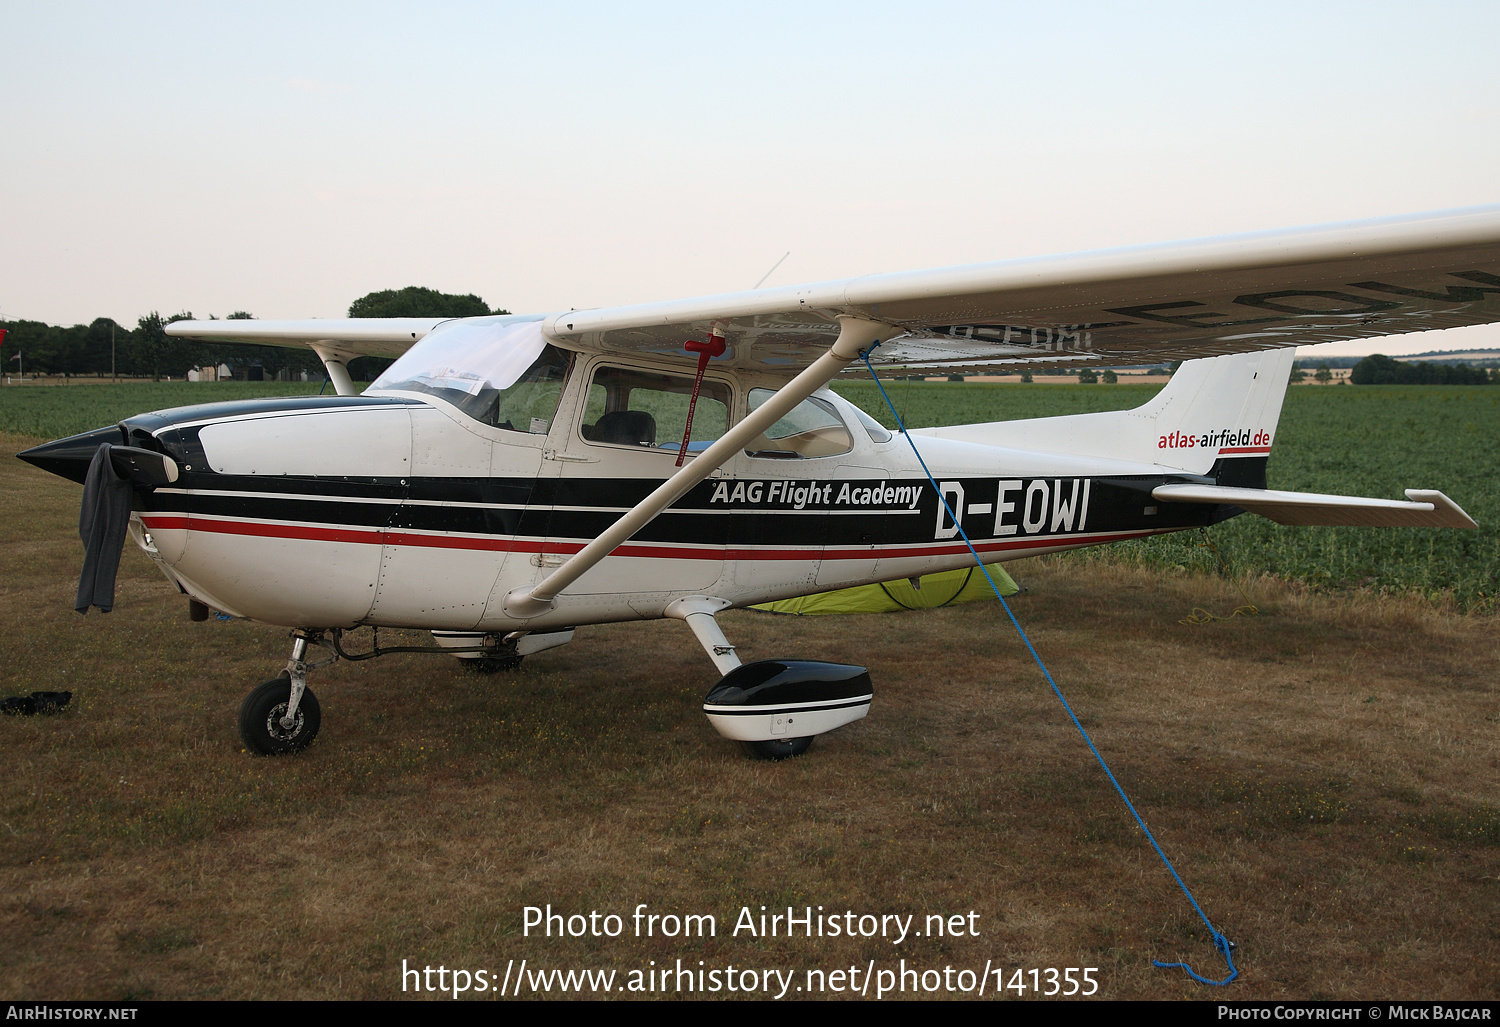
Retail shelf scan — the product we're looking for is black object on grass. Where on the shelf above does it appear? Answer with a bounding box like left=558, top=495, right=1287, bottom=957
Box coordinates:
left=2, top=691, right=73, bottom=716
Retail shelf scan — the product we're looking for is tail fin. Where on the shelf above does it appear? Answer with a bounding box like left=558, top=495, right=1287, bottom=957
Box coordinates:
left=918, top=348, right=1297, bottom=485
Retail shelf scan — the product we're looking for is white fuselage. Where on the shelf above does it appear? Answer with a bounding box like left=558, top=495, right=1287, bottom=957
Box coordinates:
left=129, top=356, right=1212, bottom=634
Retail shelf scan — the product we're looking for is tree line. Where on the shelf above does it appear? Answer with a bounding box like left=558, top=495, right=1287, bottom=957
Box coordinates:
left=1350, top=353, right=1496, bottom=385
left=0, top=287, right=504, bottom=382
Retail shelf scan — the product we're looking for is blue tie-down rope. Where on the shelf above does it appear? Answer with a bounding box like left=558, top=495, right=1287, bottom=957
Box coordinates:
left=858, top=346, right=1238, bottom=986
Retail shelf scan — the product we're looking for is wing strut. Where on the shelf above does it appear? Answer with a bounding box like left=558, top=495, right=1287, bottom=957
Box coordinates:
left=309, top=344, right=357, bottom=397
left=501, top=316, right=894, bottom=619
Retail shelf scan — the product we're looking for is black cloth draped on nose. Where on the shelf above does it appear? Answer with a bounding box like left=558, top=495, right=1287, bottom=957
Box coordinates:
left=76, top=443, right=133, bottom=614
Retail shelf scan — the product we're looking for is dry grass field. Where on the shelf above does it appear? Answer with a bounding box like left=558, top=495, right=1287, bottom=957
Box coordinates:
left=1, top=431, right=1496, bottom=1001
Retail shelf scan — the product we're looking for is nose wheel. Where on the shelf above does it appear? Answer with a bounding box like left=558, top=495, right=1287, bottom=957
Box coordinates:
left=238, top=674, right=321, bottom=755
left=238, top=631, right=336, bottom=755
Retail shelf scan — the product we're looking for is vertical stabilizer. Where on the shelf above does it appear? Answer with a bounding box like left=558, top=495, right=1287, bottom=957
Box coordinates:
left=916, top=348, right=1297, bottom=480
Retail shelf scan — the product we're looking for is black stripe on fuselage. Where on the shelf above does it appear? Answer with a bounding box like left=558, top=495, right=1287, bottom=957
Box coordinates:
left=144, top=470, right=1221, bottom=548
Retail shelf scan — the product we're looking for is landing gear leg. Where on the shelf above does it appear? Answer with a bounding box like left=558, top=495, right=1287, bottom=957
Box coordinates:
left=238, top=631, right=337, bottom=755
left=665, top=596, right=742, bottom=676
left=667, top=596, right=818, bottom=761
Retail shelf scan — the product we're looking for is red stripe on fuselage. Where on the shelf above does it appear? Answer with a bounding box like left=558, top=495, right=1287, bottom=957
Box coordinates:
left=139, top=514, right=1160, bottom=562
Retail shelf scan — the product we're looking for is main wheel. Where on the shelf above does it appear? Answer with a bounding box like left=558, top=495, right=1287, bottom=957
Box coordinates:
left=741, top=736, right=814, bottom=761
left=238, top=675, right=321, bottom=755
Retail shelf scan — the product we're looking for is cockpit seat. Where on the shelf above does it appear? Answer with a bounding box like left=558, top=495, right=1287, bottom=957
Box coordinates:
left=592, top=410, right=656, bottom=446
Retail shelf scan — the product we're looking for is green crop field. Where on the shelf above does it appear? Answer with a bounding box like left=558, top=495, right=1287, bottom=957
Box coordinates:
left=3, top=378, right=1494, bottom=609
left=0, top=381, right=324, bottom=439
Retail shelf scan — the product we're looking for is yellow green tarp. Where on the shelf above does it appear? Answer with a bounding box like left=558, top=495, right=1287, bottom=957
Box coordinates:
left=751, top=563, right=1019, bottom=615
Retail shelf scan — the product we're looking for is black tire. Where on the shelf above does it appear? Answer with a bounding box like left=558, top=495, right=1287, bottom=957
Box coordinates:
left=461, top=654, right=524, bottom=674
left=741, top=736, right=814, bottom=761
left=238, top=675, right=321, bottom=755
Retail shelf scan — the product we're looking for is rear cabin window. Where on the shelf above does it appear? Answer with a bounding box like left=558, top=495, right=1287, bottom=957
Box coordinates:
left=581, top=366, right=731, bottom=454
left=852, top=405, right=894, bottom=443
left=744, top=388, right=854, bottom=459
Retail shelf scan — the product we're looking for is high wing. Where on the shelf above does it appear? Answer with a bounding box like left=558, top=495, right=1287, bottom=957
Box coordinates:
left=167, top=205, right=1500, bottom=379
left=550, top=204, right=1500, bottom=376
left=163, top=316, right=454, bottom=355
left=165, top=315, right=475, bottom=395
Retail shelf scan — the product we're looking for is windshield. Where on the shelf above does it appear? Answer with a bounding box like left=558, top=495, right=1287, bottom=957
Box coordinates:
left=367, top=318, right=569, bottom=431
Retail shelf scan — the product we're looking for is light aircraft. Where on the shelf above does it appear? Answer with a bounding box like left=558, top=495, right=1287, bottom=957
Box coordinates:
left=19, top=205, right=1498, bottom=759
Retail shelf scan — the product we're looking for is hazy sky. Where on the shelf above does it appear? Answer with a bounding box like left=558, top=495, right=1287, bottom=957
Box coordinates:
left=3, top=1, right=1499, bottom=356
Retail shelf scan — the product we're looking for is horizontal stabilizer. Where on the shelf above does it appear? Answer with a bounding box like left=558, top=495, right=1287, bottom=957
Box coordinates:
left=1152, top=485, right=1477, bottom=528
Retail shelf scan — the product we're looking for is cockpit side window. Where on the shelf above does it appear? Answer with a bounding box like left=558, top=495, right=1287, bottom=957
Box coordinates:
left=581, top=366, right=730, bottom=453
left=744, top=388, right=854, bottom=459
